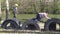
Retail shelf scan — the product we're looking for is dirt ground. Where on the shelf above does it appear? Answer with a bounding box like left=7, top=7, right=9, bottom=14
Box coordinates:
left=38, top=23, right=44, bottom=30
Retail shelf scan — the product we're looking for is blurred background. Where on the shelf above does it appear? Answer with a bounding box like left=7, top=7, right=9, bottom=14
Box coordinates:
left=1, top=0, right=60, bottom=14
left=1, top=0, right=60, bottom=21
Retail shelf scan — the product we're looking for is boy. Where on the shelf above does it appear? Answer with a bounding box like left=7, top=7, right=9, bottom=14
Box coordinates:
left=36, top=12, right=50, bottom=21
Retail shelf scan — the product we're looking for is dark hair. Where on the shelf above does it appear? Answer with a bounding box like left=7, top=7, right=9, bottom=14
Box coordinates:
left=45, top=11, right=48, bottom=13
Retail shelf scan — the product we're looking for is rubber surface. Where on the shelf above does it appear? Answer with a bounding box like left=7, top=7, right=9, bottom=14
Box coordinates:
left=22, top=19, right=40, bottom=30
left=1, top=19, right=19, bottom=29
left=44, top=18, right=60, bottom=31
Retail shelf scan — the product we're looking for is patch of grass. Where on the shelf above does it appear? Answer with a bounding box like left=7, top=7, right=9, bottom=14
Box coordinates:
left=16, top=14, right=60, bottom=20
left=49, top=14, right=60, bottom=19
left=17, top=14, right=36, bottom=20
left=0, top=13, right=60, bottom=23
left=1, top=14, right=60, bottom=21
left=17, top=14, right=60, bottom=22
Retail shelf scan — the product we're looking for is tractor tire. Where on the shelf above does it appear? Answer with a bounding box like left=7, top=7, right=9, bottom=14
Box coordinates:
left=44, top=18, right=60, bottom=31
left=1, top=19, right=19, bottom=29
left=22, top=19, right=40, bottom=30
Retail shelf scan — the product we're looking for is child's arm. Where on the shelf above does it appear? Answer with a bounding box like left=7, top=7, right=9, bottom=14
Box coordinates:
left=44, top=13, right=50, bottom=19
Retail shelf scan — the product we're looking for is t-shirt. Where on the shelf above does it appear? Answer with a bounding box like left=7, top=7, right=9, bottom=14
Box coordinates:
left=38, top=13, right=47, bottom=18
left=36, top=13, right=48, bottom=21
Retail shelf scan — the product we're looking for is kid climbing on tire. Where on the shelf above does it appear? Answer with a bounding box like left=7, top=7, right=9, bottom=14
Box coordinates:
left=35, top=11, right=50, bottom=21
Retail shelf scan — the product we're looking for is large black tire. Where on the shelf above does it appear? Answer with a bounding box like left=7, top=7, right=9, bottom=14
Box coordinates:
left=22, top=19, right=40, bottom=30
left=1, top=19, right=19, bottom=29
left=44, top=18, right=60, bottom=31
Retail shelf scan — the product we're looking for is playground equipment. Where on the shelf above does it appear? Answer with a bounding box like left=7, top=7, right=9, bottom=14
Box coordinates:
left=22, top=19, right=40, bottom=30
left=1, top=0, right=60, bottom=31
left=22, top=17, right=60, bottom=31
left=44, top=18, right=60, bottom=31
left=21, top=3, right=60, bottom=31
left=1, top=11, right=60, bottom=31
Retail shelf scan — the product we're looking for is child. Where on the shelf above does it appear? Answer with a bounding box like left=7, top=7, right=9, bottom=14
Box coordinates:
left=36, top=11, right=50, bottom=21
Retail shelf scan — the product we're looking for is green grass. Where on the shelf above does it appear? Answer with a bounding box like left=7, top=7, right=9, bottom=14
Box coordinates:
left=1, top=13, right=60, bottom=23
left=1, top=13, right=60, bottom=21
left=14, top=14, right=60, bottom=20
left=16, top=14, right=60, bottom=22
